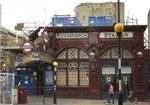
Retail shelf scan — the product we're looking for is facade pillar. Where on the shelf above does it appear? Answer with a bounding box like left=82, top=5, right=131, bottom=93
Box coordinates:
left=89, top=47, right=100, bottom=98
left=133, top=54, right=145, bottom=100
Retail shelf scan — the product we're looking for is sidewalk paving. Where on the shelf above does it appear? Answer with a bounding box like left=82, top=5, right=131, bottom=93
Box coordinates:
left=14, top=96, right=150, bottom=105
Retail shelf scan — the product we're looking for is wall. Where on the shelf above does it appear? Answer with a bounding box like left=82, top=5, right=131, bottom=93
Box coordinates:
left=74, top=2, right=125, bottom=26
left=29, top=25, right=147, bottom=99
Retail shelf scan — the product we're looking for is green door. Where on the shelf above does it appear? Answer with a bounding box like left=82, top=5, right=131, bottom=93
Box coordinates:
left=101, top=66, right=133, bottom=99
left=121, top=67, right=133, bottom=93
left=101, top=67, right=116, bottom=99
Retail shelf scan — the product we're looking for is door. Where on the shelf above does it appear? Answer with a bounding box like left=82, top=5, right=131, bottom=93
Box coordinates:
left=100, top=66, right=133, bottom=99
left=101, top=67, right=116, bottom=99
left=121, top=67, right=133, bottom=93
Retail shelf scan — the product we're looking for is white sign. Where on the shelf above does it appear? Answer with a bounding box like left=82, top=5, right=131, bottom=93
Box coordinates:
left=99, top=32, right=133, bottom=38
left=102, top=67, right=115, bottom=74
left=56, top=33, right=88, bottom=39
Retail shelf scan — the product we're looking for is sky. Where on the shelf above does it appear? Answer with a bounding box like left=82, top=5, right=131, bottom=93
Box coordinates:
left=0, top=0, right=149, bottom=31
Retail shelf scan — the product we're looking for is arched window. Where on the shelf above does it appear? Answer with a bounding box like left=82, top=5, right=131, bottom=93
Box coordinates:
left=101, top=47, right=133, bottom=59
left=57, top=47, right=89, bottom=86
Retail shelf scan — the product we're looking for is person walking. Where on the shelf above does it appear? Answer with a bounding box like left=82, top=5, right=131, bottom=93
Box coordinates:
left=122, top=81, right=129, bottom=102
left=107, top=82, right=115, bottom=104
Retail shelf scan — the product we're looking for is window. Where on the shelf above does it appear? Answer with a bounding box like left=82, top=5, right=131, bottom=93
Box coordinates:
left=68, top=62, right=78, bottom=86
left=79, top=62, right=89, bottom=86
left=101, top=47, right=133, bottom=59
left=57, top=47, right=89, bottom=87
left=57, top=50, right=66, bottom=59
left=57, top=62, right=66, bottom=85
left=111, top=48, right=119, bottom=59
left=68, top=48, right=78, bottom=59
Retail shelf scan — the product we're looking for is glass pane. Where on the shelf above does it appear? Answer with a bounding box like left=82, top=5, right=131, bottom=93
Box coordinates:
left=68, top=62, right=78, bottom=86
left=68, top=62, right=78, bottom=69
left=57, top=62, right=66, bottom=86
left=57, top=50, right=66, bottom=59
left=101, top=50, right=110, bottom=59
left=80, top=71, right=89, bottom=86
left=123, top=49, right=133, bottom=59
left=57, top=71, right=66, bottom=85
left=79, top=50, right=89, bottom=59
left=58, top=62, right=66, bottom=67
left=101, top=48, right=133, bottom=59
left=68, top=48, right=78, bottom=59
left=68, top=71, right=78, bottom=86
left=111, top=48, right=119, bottom=58
left=79, top=62, right=89, bottom=86
left=79, top=62, right=89, bottom=70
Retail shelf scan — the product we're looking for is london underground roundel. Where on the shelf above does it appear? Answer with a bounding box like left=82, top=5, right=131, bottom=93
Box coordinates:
left=22, top=41, right=33, bottom=53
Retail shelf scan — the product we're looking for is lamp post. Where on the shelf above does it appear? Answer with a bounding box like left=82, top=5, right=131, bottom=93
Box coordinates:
left=114, top=23, right=124, bottom=105
left=53, top=61, right=58, bottom=104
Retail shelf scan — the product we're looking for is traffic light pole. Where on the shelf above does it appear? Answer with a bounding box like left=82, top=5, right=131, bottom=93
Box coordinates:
left=117, top=0, right=123, bottom=105
left=118, top=35, right=123, bottom=105
left=53, top=66, right=57, bottom=104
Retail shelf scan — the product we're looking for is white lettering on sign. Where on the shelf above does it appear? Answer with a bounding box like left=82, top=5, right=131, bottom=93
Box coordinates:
left=56, top=33, right=88, bottom=39
left=99, top=32, right=133, bottom=38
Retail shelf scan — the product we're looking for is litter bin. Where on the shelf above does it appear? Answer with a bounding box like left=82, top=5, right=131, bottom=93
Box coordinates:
left=18, top=87, right=27, bottom=104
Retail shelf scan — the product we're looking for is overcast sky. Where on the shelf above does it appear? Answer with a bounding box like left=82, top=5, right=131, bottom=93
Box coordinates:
left=0, top=0, right=150, bottom=30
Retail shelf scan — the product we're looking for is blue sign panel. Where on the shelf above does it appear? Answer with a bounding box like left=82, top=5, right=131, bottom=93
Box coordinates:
left=88, top=16, right=96, bottom=26
left=18, top=71, right=33, bottom=95
left=52, top=16, right=81, bottom=26
left=88, top=16, right=113, bottom=26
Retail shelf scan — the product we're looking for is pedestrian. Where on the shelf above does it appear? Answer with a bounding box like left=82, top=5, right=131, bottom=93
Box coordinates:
left=122, top=81, right=129, bottom=102
left=107, top=82, right=115, bottom=104
left=128, top=91, right=133, bottom=102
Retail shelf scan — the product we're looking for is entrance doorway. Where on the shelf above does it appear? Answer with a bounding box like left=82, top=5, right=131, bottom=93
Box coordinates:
left=35, top=64, right=53, bottom=96
left=100, top=66, right=133, bottom=99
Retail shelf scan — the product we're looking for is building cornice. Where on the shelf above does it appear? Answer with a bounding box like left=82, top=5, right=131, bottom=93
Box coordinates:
left=29, top=25, right=147, bottom=40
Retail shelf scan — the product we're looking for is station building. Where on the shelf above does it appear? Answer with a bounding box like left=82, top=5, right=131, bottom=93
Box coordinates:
left=15, top=25, right=150, bottom=100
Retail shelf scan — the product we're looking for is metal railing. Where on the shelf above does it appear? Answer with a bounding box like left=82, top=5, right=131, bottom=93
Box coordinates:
left=0, top=73, right=14, bottom=105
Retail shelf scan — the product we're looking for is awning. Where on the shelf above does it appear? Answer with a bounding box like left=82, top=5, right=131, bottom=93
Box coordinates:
left=1, top=46, right=23, bottom=53
left=15, top=52, right=54, bottom=67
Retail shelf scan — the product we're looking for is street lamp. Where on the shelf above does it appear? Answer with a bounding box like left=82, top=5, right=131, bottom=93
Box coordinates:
left=137, top=51, right=143, bottom=58
left=2, top=63, right=7, bottom=72
left=114, top=23, right=124, bottom=105
left=53, top=61, right=58, bottom=104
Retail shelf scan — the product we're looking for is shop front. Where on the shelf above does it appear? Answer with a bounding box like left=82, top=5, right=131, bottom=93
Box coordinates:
left=15, top=51, right=54, bottom=96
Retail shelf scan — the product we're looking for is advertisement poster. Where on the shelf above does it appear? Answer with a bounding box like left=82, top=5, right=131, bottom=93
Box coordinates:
left=45, top=71, right=53, bottom=85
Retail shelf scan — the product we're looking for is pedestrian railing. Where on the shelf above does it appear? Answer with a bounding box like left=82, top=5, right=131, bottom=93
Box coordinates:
left=0, top=73, right=14, bottom=105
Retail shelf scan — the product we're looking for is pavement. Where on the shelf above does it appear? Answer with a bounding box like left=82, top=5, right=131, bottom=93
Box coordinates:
left=13, top=96, right=150, bottom=105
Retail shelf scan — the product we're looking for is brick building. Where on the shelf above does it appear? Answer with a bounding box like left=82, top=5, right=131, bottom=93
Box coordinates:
left=15, top=24, right=150, bottom=100
left=74, top=2, right=125, bottom=26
